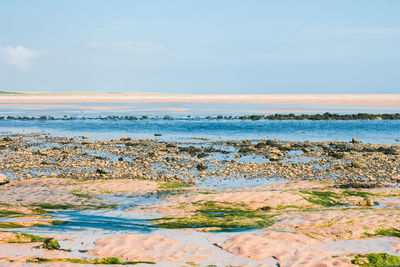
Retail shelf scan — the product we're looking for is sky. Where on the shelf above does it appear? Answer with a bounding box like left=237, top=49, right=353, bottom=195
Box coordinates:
left=0, top=0, right=399, bottom=94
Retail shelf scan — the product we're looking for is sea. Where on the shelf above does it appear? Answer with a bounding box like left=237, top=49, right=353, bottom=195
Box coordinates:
left=0, top=101, right=399, bottom=144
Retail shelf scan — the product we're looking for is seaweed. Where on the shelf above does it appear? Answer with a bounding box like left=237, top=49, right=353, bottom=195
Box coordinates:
left=159, top=182, right=190, bottom=189
left=365, top=228, right=400, bottom=238
left=152, top=201, right=274, bottom=231
left=352, top=253, right=400, bottom=266
left=300, top=191, right=344, bottom=207
left=42, top=238, right=60, bottom=250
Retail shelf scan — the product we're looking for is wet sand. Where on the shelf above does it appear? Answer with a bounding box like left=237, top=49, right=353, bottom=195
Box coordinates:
left=0, top=134, right=399, bottom=266
left=1, top=177, right=400, bottom=266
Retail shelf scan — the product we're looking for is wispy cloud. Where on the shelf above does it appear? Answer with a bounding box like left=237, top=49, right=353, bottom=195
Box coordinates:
left=304, top=26, right=400, bottom=38
left=85, top=40, right=165, bottom=54
left=0, top=45, right=38, bottom=70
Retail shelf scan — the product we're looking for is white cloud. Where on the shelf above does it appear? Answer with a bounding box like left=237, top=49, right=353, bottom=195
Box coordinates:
left=86, top=40, right=165, bottom=54
left=0, top=45, right=38, bottom=70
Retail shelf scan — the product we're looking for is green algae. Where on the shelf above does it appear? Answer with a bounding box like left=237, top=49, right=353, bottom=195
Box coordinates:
left=300, top=190, right=375, bottom=207
left=0, top=220, right=63, bottom=229
left=42, top=238, right=60, bottom=250
left=352, top=253, right=400, bottom=266
left=27, top=257, right=155, bottom=265
left=51, top=220, right=65, bottom=226
left=3, top=232, right=47, bottom=243
left=159, top=182, right=190, bottom=189
left=0, top=207, right=48, bottom=218
left=365, top=227, right=400, bottom=238
left=152, top=201, right=274, bottom=231
left=0, top=222, right=40, bottom=229
left=300, top=191, right=344, bottom=207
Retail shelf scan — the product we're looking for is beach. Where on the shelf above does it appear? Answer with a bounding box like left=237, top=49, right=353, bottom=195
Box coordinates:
left=1, top=93, right=400, bottom=107
left=0, top=133, right=399, bottom=266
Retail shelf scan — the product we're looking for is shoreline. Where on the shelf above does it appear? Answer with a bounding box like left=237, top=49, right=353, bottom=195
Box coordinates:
left=0, top=93, right=399, bottom=107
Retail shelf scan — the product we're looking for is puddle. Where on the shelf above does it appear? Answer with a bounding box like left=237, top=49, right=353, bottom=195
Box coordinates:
left=4, top=195, right=166, bottom=238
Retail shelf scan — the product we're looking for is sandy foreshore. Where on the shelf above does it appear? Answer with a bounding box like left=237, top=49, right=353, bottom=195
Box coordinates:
left=0, top=93, right=399, bottom=107
left=1, top=178, right=400, bottom=266
left=0, top=134, right=399, bottom=266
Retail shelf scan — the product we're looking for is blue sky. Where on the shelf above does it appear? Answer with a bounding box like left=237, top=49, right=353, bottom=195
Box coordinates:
left=0, top=0, right=399, bottom=93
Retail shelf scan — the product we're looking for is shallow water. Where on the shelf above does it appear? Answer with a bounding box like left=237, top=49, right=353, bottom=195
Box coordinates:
left=7, top=195, right=164, bottom=238
left=1, top=119, right=400, bottom=144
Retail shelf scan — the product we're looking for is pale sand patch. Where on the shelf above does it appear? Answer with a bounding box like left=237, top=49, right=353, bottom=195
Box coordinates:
left=89, top=234, right=212, bottom=262
left=274, top=209, right=400, bottom=241
left=0, top=178, right=159, bottom=205
left=393, top=242, right=400, bottom=253
left=0, top=242, right=69, bottom=262
left=1, top=93, right=399, bottom=106
left=221, top=232, right=354, bottom=267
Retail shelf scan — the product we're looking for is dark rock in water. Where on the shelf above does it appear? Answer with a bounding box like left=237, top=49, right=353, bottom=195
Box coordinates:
left=238, top=147, right=254, bottom=153
left=196, top=163, right=208, bottom=171
left=95, top=168, right=108, bottom=175
left=352, top=138, right=360, bottom=144
left=197, top=152, right=209, bottom=158
left=328, top=150, right=344, bottom=159
left=154, top=133, right=162, bottom=137
left=179, top=146, right=201, bottom=157
left=166, top=144, right=177, bottom=148
left=254, top=142, right=267, bottom=148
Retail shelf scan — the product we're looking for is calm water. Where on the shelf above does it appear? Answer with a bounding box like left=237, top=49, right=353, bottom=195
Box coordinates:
left=0, top=101, right=399, bottom=144
left=1, top=118, right=399, bottom=144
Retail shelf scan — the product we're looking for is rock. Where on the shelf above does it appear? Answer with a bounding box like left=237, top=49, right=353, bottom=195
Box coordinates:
left=120, top=137, right=132, bottom=141
left=196, top=163, right=208, bottom=171
left=268, top=154, right=280, bottom=161
left=95, top=168, right=108, bottom=175
left=0, top=174, right=9, bottom=185
left=351, top=138, right=360, bottom=144
left=82, top=136, right=90, bottom=140
left=350, top=162, right=367, bottom=169
left=270, top=148, right=281, bottom=154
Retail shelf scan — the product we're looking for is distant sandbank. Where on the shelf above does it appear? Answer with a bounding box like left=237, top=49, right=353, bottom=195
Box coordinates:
left=0, top=93, right=399, bottom=107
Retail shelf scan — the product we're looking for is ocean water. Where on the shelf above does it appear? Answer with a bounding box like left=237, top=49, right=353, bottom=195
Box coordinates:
left=0, top=118, right=399, bottom=144
left=0, top=101, right=399, bottom=144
